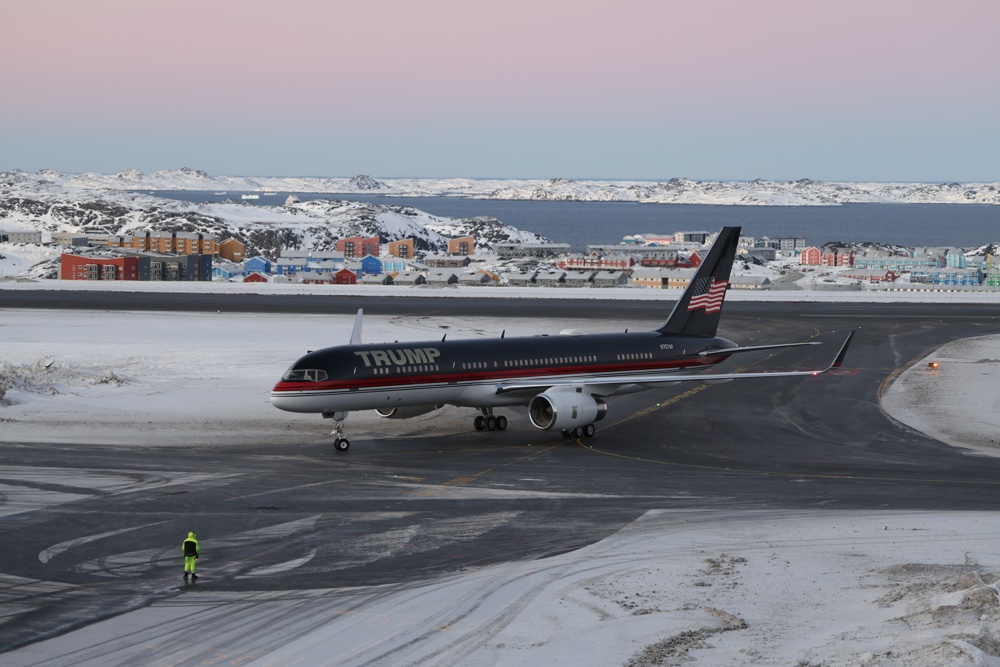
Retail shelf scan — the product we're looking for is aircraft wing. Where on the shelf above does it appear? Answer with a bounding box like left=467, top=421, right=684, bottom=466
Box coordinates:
left=495, top=331, right=854, bottom=395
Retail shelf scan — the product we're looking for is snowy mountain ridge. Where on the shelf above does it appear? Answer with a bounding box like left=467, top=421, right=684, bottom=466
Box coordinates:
left=5, top=168, right=1000, bottom=206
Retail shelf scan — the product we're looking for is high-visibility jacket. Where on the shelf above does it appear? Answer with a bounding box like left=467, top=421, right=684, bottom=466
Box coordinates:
left=182, top=532, right=200, bottom=558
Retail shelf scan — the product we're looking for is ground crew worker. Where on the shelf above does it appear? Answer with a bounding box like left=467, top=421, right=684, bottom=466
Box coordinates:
left=182, top=531, right=200, bottom=581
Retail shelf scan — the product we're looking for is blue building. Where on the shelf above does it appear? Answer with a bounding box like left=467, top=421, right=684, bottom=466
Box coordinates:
left=910, top=268, right=982, bottom=286
left=944, top=249, right=966, bottom=269
left=359, top=255, right=382, bottom=276
left=853, top=250, right=940, bottom=273
left=380, top=256, right=410, bottom=273
left=274, top=257, right=307, bottom=276
left=244, top=256, right=272, bottom=274
left=212, top=261, right=245, bottom=280
left=274, top=250, right=344, bottom=277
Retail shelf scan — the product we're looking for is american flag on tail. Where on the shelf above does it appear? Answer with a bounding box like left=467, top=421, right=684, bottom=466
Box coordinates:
left=687, top=277, right=728, bottom=313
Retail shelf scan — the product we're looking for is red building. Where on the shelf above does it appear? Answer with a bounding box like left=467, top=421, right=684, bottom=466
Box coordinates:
left=800, top=246, right=821, bottom=265
left=821, top=249, right=854, bottom=267
left=334, top=268, right=357, bottom=285
left=639, top=251, right=702, bottom=269
left=557, top=256, right=634, bottom=271
left=243, top=271, right=269, bottom=283
left=60, top=254, right=139, bottom=280
left=799, top=246, right=854, bottom=267
left=336, top=236, right=380, bottom=259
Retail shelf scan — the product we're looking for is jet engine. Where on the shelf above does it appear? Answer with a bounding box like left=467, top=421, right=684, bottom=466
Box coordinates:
left=375, top=405, right=444, bottom=419
left=528, top=389, right=607, bottom=430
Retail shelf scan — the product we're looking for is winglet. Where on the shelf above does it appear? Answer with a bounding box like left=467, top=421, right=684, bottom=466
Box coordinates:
left=350, top=308, right=364, bottom=345
left=829, top=330, right=855, bottom=369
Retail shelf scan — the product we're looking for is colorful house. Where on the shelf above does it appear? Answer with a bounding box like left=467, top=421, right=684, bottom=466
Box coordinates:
left=336, top=236, right=380, bottom=259
left=61, top=254, right=139, bottom=281
left=359, top=255, right=382, bottom=276
left=447, top=236, right=475, bottom=255
left=334, top=268, right=358, bottom=285
left=212, top=260, right=245, bottom=280
left=218, top=238, right=245, bottom=262
left=388, top=239, right=414, bottom=259
left=380, top=256, right=410, bottom=273
left=910, top=268, right=982, bottom=286
left=800, top=246, right=822, bottom=265
left=244, top=256, right=272, bottom=274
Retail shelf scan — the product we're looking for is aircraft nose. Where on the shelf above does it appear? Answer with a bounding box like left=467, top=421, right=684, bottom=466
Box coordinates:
left=269, top=385, right=295, bottom=412
left=269, top=382, right=320, bottom=413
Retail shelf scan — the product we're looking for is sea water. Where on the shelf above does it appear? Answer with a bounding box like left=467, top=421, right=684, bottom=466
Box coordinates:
left=148, top=191, right=1000, bottom=251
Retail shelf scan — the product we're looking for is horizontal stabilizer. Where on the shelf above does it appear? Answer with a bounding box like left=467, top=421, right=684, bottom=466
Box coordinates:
left=698, top=341, right=821, bottom=357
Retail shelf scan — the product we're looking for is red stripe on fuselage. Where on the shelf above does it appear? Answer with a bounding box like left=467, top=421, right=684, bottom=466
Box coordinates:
left=270, top=354, right=730, bottom=394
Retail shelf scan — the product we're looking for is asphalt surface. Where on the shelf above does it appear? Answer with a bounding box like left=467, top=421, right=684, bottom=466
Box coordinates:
left=3, top=293, right=1000, bottom=653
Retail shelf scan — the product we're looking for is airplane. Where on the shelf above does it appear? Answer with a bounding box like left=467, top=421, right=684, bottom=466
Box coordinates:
left=270, top=226, right=853, bottom=451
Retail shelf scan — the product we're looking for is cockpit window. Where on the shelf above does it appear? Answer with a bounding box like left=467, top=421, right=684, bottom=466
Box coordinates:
left=282, top=368, right=328, bottom=382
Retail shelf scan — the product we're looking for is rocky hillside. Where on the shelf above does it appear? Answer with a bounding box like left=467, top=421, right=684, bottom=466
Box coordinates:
left=0, top=173, right=549, bottom=262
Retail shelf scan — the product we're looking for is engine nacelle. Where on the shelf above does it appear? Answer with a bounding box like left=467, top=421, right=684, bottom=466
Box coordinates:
left=528, top=389, right=607, bottom=430
left=375, top=405, right=443, bottom=419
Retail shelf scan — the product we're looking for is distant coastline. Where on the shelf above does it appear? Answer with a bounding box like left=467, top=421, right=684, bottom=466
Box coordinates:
left=3, top=169, right=999, bottom=258
left=6, top=168, right=1000, bottom=206
left=149, top=191, right=1000, bottom=249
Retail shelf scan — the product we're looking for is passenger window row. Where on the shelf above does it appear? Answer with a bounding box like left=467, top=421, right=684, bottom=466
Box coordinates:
left=372, top=365, right=440, bottom=375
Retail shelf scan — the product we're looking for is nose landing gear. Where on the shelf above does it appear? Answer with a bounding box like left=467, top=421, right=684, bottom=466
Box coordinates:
left=323, top=411, right=351, bottom=452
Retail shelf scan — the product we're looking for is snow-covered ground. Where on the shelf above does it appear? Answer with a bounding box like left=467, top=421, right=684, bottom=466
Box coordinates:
left=2, top=307, right=1000, bottom=666
left=0, top=244, right=59, bottom=279
left=6, top=269, right=1000, bottom=306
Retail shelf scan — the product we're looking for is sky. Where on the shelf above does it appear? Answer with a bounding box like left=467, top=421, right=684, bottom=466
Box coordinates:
left=2, top=0, right=999, bottom=181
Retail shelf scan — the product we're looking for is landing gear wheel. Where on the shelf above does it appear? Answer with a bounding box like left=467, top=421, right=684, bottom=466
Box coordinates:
left=574, top=427, right=585, bottom=438
left=486, top=416, right=497, bottom=431
left=496, top=415, right=508, bottom=431
left=561, top=429, right=571, bottom=438
left=325, top=411, right=350, bottom=446
left=474, top=415, right=486, bottom=431
left=583, top=424, right=596, bottom=438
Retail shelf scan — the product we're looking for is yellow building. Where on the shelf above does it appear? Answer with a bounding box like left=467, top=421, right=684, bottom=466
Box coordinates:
left=388, top=238, right=414, bottom=259
left=447, top=236, right=474, bottom=256
left=218, top=238, right=245, bottom=262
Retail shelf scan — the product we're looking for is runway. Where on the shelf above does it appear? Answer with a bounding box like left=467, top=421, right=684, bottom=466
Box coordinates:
left=2, top=295, right=1000, bottom=658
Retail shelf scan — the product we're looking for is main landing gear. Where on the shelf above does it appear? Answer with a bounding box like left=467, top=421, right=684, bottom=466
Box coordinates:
left=323, top=411, right=350, bottom=452
left=561, top=424, right=597, bottom=439
left=473, top=408, right=508, bottom=432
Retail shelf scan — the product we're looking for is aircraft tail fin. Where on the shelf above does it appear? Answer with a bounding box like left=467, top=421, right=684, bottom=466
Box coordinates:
left=657, top=226, right=741, bottom=337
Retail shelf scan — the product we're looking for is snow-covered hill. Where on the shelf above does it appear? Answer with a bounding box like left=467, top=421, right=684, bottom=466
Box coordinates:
left=0, top=171, right=548, bottom=261
left=7, top=168, right=999, bottom=206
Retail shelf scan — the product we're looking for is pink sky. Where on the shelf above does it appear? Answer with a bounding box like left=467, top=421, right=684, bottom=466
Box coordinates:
left=2, top=0, right=998, bottom=179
